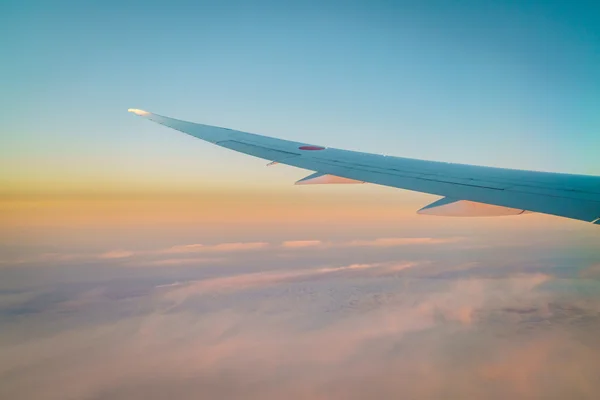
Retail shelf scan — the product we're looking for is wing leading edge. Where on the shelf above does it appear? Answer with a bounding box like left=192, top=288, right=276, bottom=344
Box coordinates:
left=128, top=109, right=600, bottom=225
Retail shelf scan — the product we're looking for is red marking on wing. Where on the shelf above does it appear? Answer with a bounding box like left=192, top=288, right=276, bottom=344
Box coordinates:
left=299, top=145, right=325, bottom=151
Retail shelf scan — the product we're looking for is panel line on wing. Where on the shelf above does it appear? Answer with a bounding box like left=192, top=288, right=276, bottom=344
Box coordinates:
left=315, top=157, right=600, bottom=196
left=309, top=159, right=508, bottom=191
left=216, top=140, right=301, bottom=161
left=312, top=158, right=600, bottom=201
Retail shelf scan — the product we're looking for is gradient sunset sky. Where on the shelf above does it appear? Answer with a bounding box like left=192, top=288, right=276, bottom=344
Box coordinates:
left=1, top=0, right=600, bottom=195
left=1, top=2, right=600, bottom=399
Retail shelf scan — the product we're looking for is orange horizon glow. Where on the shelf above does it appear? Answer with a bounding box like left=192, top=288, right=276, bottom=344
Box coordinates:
left=0, top=188, right=578, bottom=236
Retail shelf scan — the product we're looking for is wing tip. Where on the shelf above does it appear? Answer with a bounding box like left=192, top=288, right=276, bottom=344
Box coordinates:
left=128, top=108, right=151, bottom=116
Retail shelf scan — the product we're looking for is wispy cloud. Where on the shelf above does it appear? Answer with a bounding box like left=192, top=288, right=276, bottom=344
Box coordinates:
left=160, top=261, right=420, bottom=300
left=280, top=237, right=461, bottom=249
left=129, top=257, right=225, bottom=267
left=161, top=242, right=271, bottom=254
left=99, top=250, right=135, bottom=259
left=281, top=240, right=323, bottom=248
left=343, top=237, right=461, bottom=247
left=1, top=236, right=462, bottom=267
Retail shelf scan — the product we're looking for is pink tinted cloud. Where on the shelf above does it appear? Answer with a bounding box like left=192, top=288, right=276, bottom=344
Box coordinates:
left=283, top=237, right=461, bottom=250
left=130, top=257, right=225, bottom=267
left=281, top=240, right=323, bottom=248
left=162, top=242, right=270, bottom=254
left=413, top=272, right=552, bottom=326
left=99, top=250, right=135, bottom=259
left=2, top=268, right=595, bottom=400
left=344, top=237, right=461, bottom=247
left=0, top=235, right=461, bottom=268
left=161, top=261, right=421, bottom=303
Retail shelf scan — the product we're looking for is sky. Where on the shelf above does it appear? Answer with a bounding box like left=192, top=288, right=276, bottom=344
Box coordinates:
left=1, top=0, right=600, bottom=194
left=1, top=0, right=600, bottom=399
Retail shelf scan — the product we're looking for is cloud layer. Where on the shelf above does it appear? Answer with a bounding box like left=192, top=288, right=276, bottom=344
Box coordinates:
left=0, top=236, right=462, bottom=267
left=0, top=229, right=599, bottom=399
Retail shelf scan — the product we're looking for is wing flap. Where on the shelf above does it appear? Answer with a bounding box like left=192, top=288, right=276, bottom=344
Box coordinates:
left=418, top=197, right=527, bottom=217
left=295, top=172, right=364, bottom=185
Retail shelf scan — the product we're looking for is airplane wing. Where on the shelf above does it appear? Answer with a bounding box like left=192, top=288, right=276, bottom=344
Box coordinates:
left=128, top=109, right=600, bottom=225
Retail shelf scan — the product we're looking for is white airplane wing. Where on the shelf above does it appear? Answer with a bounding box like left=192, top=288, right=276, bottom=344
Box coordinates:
left=128, top=109, right=600, bottom=225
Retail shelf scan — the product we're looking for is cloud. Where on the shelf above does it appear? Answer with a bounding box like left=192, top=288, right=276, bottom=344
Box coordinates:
left=281, top=240, right=323, bottom=248
left=0, top=236, right=462, bottom=268
left=128, top=257, right=225, bottom=267
left=0, top=252, right=92, bottom=265
left=137, top=236, right=461, bottom=259
left=0, top=242, right=270, bottom=266
left=158, top=237, right=456, bottom=255
left=579, top=263, right=600, bottom=279
left=2, top=266, right=598, bottom=400
left=161, top=242, right=271, bottom=254
left=280, top=237, right=459, bottom=250
left=343, top=237, right=461, bottom=247
left=412, top=273, right=552, bottom=326
left=315, top=261, right=418, bottom=275
left=160, top=261, right=420, bottom=302
left=99, top=250, right=135, bottom=259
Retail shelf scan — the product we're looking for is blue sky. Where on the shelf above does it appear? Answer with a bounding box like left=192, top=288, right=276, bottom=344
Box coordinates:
left=1, top=0, right=599, bottom=192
